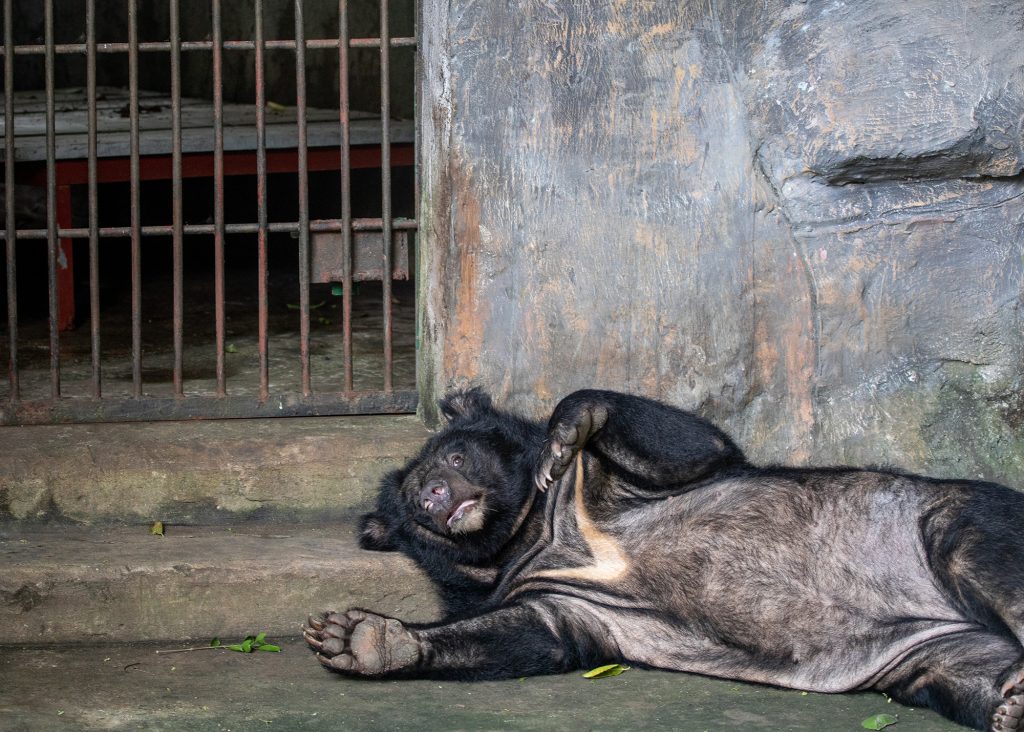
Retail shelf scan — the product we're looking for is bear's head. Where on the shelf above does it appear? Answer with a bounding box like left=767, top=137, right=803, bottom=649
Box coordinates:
left=359, top=388, right=543, bottom=566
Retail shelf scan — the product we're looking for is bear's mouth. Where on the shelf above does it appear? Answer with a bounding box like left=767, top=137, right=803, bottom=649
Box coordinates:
left=446, top=498, right=479, bottom=528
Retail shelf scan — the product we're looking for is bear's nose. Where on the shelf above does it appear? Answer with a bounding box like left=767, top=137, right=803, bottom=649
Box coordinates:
left=421, top=479, right=449, bottom=510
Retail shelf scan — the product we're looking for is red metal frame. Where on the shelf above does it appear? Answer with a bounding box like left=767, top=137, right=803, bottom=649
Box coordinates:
left=12, top=143, right=414, bottom=330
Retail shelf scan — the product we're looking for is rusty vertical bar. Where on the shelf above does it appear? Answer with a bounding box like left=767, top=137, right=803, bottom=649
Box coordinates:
left=379, top=0, right=393, bottom=392
left=339, top=0, right=353, bottom=391
left=44, top=0, right=60, bottom=397
left=86, top=0, right=101, bottom=397
left=413, top=0, right=420, bottom=373
left=295, top=0, right=311, bottom=395
left=3, top=0, right=18, bottom=400
left=212, top=0, right=226, bottom=397
left=128, top=0, right=142, bottom=397
left=254, top=0, right=269, bottom=402
left=170, top=0, right=184, bottom=397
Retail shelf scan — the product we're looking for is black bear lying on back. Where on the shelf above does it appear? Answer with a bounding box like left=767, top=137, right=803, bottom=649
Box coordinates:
left=304, top=389, right=1024, bottom=731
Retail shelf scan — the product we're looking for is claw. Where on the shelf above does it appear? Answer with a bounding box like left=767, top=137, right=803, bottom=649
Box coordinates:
left=303, top=629, right=324, bottom=651
left=318, top=652, right=354, bottom=671
left=307, top=615, right=326, bottom=631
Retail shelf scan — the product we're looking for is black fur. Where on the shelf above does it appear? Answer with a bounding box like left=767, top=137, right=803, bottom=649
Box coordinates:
left=307, top=389, right=1024, bottom=731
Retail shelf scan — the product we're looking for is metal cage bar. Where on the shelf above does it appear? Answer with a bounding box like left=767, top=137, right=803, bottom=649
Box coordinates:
left=44, top=0, right=60, bottom=398
left=86, top=0, right=101, bottom=398
left=212, top=0, right=227, bottom=397
left=380, top=0, right=394, bottom=393
left=294, top=0, right=311, bottom=397
left=254, top=0, right=270, bottom=403
left=339, top=0, right=354, bottom=392
left=170, top=0, right=184, bottom=397
left=0, top=0, right=418, bottom=425
left=3, top=0, right=18, bottom=401
left=128, top=0, right=143, bottom=398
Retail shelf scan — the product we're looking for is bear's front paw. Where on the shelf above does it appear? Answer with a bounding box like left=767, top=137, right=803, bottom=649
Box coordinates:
left=304, top=609, right=420, bottom=676
left=534, top=403, right=608, bottom=492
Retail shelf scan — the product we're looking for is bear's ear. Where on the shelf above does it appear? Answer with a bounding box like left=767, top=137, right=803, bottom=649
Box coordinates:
left=358, top=512, right=397, bottom=552
left=438, top=388, right=494, bottom=423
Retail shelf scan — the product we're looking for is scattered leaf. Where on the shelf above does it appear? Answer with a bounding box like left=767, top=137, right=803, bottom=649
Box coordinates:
left=150, top=521, right=164, bottom=536
left=158, top=632, right=281, bottom=655
left=862, top=713, right=898, bottom=730
left=582, top=663, right=630, bottom=679
left=266, top=100, right=288, bottom=112
left=226, top=343, right=237, bottom=354
left=317, top=317, right=332, bottom=326
left=286, top=303, right=300, bottom=310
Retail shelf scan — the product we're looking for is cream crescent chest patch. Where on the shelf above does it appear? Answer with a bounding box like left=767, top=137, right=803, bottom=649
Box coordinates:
left=532, top=452, right=630, bottom=584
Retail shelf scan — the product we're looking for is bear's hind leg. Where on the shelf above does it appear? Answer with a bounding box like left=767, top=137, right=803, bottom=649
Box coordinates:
left=876, top=630, right=1020, bottom=731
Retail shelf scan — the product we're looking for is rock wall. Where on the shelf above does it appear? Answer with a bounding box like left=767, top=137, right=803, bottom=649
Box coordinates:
left=419, top=0, right=1024, bottom=483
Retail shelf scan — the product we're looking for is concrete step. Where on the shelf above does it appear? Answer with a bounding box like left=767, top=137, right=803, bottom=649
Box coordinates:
left=0, top=521, right=440, bottom=645
left=0, top=415, right=430, bottom=523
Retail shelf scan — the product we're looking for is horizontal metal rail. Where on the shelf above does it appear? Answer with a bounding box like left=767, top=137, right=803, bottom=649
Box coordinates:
left=0, top=38, right=416, bottom=55
left=0, top=391, right=418, bottom=426
left=0, top=217, right=418, bottom=240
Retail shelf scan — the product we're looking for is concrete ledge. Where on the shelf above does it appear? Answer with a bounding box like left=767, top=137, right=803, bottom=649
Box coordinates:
left=0, top=522, right=440, bottom=644
left=0, top=415, right=431, bottom=523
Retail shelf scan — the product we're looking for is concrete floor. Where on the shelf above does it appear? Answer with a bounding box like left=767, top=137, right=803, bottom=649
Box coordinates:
left=1, top=270, right=416, bottom=402
left=0, top=638, right=968, bottom=731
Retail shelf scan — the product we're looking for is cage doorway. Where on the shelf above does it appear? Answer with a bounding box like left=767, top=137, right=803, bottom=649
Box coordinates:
left=0, top=0, right=418, bottom=424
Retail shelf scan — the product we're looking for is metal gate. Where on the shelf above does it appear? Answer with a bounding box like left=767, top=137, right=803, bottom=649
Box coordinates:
left=0, top=0, right=417, bottom=425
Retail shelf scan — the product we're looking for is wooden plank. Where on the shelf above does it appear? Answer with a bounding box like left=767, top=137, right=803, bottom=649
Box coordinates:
left=0, top=87, right=411, bottom=161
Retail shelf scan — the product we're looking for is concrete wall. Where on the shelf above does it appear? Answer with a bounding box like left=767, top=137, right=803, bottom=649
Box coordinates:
left=419, top=0, right=1024, bottom=484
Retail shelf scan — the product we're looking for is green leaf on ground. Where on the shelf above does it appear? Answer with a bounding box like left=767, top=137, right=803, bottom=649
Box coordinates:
left=209, top=638, right=221, bottom=648
left=582, top=663, right=630, bottom=679
left=225, top=343, right=237, bottom=353
left=257, top=644, right=281, bottom=652
left=150, top=521, right=164, bottom=536
left=862, top=713, right=898, bottom=730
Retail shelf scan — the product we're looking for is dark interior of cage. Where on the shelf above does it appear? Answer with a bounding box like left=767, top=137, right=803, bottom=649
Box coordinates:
left=1, top=1, right=417, bottom=402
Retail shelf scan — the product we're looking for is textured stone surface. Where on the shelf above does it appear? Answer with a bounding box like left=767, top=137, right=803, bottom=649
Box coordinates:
left=0, top=639, right=965, bottom=732
left=420, top=0, right=1024, bottom=484
left=0, top=415, right=430, bottom=523
left=0, top=522, right=439, bottom=645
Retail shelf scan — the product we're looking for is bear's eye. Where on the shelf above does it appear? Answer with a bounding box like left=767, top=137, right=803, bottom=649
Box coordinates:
left=450, top=454, right=464, bottom=469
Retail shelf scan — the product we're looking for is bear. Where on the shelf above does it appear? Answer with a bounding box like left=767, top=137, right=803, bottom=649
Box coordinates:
left=304, top=388, right=1024, bottom=731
